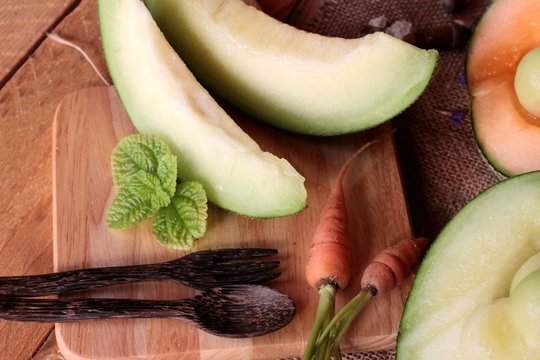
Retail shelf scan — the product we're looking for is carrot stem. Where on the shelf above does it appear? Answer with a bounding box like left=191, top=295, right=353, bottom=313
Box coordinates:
left=303, top=285, right=336, bottom=360
left=316, top=290, right=373, bottom=358
left=317, top=297, right=334, bottom=360
left=333, top=346, right=342, bottom=360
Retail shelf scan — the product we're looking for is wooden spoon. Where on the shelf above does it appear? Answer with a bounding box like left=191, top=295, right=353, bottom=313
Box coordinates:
left=0, top=285, right=295, bottom=338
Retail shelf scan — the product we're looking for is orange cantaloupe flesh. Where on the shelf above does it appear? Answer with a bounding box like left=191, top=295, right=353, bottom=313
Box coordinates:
left=467, top=0, right=540, bottom=176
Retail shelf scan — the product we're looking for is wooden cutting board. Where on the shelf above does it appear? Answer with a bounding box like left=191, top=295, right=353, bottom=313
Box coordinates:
left=52, top=86, right=413, bottom=359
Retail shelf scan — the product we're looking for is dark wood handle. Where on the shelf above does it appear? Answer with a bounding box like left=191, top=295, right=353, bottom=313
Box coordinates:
left=0, top=263, right=169, bottom=297
left=0, top=296, right=197, bottom=323
left=0, top=248, right=281, bottom=297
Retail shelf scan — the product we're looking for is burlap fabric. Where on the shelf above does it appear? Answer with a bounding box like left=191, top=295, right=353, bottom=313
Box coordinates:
left=282, top=0, right=499, bottom=359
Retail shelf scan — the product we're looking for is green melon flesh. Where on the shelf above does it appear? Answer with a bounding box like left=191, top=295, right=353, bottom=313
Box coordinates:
left=98, top=0, right=306, bottom=218
left=514, top=47, right=540, bottom=119
left=144, top=0, right=438, bottom=136
left=510, top=252, right=540, bottom=294
left=510, top=269, right=540, bottom=350
left=397, top=171, right=540, bottom=359
left=460, top=298, right=530, bottom=360
left=467, top=0, right=540, bottom=177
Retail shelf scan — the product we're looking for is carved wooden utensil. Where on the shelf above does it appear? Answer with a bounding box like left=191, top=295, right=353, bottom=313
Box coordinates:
left=0, top=284, right=296, bottom=338
left=0, top=248, right=280, bottom=296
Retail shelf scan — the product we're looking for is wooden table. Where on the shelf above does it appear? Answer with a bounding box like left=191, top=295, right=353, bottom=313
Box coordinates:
left=0, top=1, right=414, bottom=359
left=0, top=1, right=107, bottom=358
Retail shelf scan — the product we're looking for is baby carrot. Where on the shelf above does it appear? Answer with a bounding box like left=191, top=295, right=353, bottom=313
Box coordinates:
left=305, top=140, right=378, bottom=290
left=361, top=237, right=431, bottom=295
left=303, top=140, right=379, bottom=360
left=312, top=237, right=431, bottom=359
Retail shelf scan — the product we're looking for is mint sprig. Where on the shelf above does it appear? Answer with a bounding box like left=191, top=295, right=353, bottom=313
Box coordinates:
left=106, top=134, right=208, bottom=249
left=111, top=134, right=177, bottom=197
left=106, top=170, right=171, bottom=229
left=152, top=181, right=208, bottom=250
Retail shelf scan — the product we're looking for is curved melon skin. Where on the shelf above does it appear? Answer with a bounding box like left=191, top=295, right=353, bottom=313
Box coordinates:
left=397, top=171, right=540, bottom=359
left=467, top=0, right=540, bottom=177
left=98, top=0, right=306, bottom=218
left=144, top=0, right=438, bottom=136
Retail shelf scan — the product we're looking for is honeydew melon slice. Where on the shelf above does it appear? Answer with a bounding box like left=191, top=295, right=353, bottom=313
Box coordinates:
left=144, top=0, right=438, bottom=136
left=98, top=0, right=306, bottom=218
left=397, top=171, right=540, bottom=359
left=467, top=0, right=540, bottom=176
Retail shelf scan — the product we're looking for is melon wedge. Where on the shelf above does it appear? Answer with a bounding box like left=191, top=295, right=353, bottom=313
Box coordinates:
left=467, top=0, right=540, bottom=176
left=98, top=0, right=306, bottom=218
left=144, top=0, right=438, bottom=136
left=397, top=171, right=540, bottom=359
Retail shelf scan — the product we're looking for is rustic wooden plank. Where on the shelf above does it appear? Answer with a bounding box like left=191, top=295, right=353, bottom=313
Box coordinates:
left=0, top=0, right=106, bottom=358
left=0, top=0, right=80, bottom=87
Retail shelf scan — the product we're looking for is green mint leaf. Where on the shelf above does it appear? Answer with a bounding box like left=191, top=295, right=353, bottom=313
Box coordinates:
left=127, top=170, right=171, bottom=209
left=107, top=171, right=171, bottom=229
left=156, top=152, right=177, bottom=199
left=152, top=181, right=208, bottom=250
left=111, top=134, right=177, bottom=197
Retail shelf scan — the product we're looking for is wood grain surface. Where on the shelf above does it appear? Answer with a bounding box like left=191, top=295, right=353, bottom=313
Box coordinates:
left=0, top=0, right=106, bottom=358
left=52, top=86, right=413, bottom=359
left=0, top=0, right=78, bottom=86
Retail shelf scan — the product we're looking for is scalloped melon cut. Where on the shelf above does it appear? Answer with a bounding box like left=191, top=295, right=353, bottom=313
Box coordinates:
left=98, top=0, right=306, bottom=218
left=467, top=0, right=540, bottom=176
left=396, top=172, right=540, bottom=359
left=144, top=0, right=438, bottom=136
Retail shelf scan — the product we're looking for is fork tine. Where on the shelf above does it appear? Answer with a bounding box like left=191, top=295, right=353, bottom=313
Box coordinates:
left=212, top=272, right=282, bottom=285
left=206, top=248, right=278, bottom=260
left=162, top=248, right=278, bottom=267
left=204, top=260, right=280, bottom=275
left=175, top=248, right=278, bottom=266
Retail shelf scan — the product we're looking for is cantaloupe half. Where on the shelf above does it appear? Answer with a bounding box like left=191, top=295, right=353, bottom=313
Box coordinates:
left=144, top=0, right=438, bottom=136
left=467, top=0, right=540, bottom=176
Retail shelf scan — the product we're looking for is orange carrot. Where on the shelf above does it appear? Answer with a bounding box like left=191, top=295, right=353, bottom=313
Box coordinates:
left=310, top=236, right=431, bottom=359
left=304, top=140, right=378, bottom=360
left=305, top=140, right=378, bottom=291
left=361, top=237, right=431, bottom=295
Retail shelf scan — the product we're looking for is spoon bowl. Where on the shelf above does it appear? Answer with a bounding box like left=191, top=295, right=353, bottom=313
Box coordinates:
left=191, top=285, right=296, bottom=337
